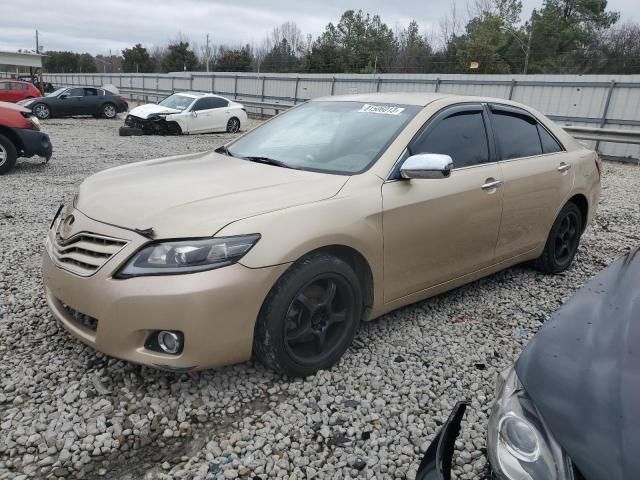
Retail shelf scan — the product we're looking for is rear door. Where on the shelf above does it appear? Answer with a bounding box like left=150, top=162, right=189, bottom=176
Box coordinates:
left=488, top=104, right=574, bottom=262
left=382, top=104, right=504, bottom=301
left=79, top=88, right=102, bottom=115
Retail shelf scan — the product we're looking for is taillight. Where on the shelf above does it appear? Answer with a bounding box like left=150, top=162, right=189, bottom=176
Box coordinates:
left=595, top=156, right=602, bottom=178
left=119, top=96, right=126, bottom=103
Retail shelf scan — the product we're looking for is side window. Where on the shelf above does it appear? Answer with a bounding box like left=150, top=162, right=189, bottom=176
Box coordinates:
left=84, top=88, right=98, bottom=96
left=209, top=97, right=228, bottom=108
left=68, top=88, right=85, bottom=97
left=0, top=82, right=9, bottom=90
left=491, top=110, right=542, bottom=160
left=411, top=110, right=489, bottom=168
left=538, top=125, right=563, bottom=154
left=192, top=98, right=211, bottom=111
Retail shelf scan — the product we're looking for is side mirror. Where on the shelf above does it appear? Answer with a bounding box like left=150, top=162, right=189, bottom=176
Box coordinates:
left=191, top=110, right=198, bottom=117
left=400, top=153, right=453, bottom=180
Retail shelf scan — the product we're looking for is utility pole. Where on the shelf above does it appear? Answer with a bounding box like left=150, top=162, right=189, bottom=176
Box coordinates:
left=35, top=30, right=39, bottom=54
left=205, top=33, right=210, bottom=72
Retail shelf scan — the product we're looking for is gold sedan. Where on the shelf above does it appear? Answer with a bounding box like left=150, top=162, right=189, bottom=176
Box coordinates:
left=42, top=93, right=601, bottom=376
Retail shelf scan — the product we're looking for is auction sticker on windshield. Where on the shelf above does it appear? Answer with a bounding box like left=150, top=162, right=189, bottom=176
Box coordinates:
left=358, top=104, right=405, bottom=115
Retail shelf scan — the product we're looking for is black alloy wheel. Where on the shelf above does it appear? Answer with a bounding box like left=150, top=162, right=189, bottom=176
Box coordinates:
left=533, top=202, right=583, bottom=273
left=284, top=274, right=355, bottom=366
left=253, top=253, right=363, bottom=377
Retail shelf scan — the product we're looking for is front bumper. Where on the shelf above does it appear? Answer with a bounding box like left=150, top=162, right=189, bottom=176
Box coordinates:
left=14, top=128, right=52, bottom=160
left=42, top=209, right=289, bottom=370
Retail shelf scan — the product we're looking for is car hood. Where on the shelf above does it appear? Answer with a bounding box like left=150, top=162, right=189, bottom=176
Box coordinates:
left=516, top=248, right=640, bottom=480
left=76, top=151, right=348, bottom=238
left=128, top=103, right=182, bottom=119
left=1, top=100, right=31, bottom=113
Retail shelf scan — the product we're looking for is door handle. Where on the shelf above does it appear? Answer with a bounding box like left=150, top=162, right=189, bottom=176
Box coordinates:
left=481, top=180, right=503, bottom=190
left=557, top=162, right=571, bottom=173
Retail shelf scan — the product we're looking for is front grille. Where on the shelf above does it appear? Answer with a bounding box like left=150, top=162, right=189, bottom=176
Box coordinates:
left=51, top=232, right=127, bottom=276
left=62, top=303, right=98, bottom=331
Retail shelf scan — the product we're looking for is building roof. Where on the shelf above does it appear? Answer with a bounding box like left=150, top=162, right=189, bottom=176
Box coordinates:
left=0, top=51, right=44, bottom=68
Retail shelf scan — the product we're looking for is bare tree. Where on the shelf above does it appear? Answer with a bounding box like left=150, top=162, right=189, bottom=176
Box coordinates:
left=438, top=1, right=463, bottom=48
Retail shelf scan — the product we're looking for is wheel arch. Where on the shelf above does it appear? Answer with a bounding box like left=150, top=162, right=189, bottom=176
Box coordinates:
left=0, top=126, right=23, bottom=153
left=567, top=193, right=589, bottom=233
left=306, top=244, right=374, bottom=320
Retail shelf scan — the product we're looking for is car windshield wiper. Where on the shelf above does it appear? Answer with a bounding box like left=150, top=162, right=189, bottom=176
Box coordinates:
left=243, top=156, right=299, bottom=170
left=215, top=146, right=236, bottom=157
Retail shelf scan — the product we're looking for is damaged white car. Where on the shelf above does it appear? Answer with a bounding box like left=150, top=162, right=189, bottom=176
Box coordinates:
left=120, top=92, right=248, bottom=136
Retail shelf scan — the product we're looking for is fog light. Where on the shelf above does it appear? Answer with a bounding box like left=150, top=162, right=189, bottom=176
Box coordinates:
left=157, top=331, right=182, bottom=354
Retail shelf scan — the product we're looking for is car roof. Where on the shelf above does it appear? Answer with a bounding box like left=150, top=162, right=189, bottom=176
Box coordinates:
left=175, top=92, right=229, bottom=100
left=313, top=92, right=531, bottom=108
left=1, top=79, right=31, bottom=84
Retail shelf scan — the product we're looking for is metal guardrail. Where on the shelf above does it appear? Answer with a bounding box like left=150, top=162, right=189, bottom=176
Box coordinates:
left=561, top=126, right=640, bottom=145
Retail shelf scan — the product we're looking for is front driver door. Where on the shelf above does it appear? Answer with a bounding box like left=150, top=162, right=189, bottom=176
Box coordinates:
left=382, top=104, right=504, bottom=302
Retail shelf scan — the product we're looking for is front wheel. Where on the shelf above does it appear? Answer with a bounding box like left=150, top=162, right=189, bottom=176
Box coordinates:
left=32, top=103, right=51, bottom=120
left=533, top=202, right=583, bottom=273
left=0, top=134, right=18, bottom=175
left=253, top=253, right=363, bottom=377
left=101, top=103, right=117, bottom=119
left=226, top=117, right=240, bottom=133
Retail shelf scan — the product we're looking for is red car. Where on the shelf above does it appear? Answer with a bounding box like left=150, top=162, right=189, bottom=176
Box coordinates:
left=0, top=101, right=52, bottom=174
left=0, top=79, right=42, bottom=103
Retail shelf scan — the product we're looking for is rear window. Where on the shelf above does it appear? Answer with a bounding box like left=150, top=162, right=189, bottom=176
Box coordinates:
left=538, top=125, right=563, bottom=153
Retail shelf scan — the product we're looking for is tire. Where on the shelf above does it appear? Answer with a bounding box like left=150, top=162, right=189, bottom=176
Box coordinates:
left=0, top=134, right=18, bottom=175
left=253, top=253, right=363, bottom=377
left=226, top=117, right=240, bottom=133
left=119, top=126, right=145, bottom=136
left=533, top=202, right=583, bottom=274
left=32, top=103, right=51, bottom=120
left=101, top=103, right=117, bottom=119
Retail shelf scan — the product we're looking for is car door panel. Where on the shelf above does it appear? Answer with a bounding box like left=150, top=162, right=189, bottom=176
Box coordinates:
left=489, top=105, right=575, bottom=262
left=495, top=154, right=575, bottom=261
left=382, top=104, right=504, bottom=302
left=382, top=163, right=504, bottom=301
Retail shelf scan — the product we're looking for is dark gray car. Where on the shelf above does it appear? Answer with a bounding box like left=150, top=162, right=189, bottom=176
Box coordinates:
left=418, top=247, right=640, bottom=480
left=19, top=87, right=128, bottom=120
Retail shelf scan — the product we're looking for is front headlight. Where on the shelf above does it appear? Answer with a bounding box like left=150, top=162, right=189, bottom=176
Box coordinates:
left=29, top=115, right=41, bottom=130
left=114, top=234, right=260, bottom=278
left=487, top=367, right=572, bottom=480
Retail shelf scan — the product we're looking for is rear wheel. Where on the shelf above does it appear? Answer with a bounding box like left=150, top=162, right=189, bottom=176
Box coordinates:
left=533, top=202, right=583, bottom=273
left=0, top=134, right=18, bottom=175
left=101, top=103, right=117, bottom=119
left=32, top=103, right=51, bottom=120
left=253, top=253, right=362, bottom=377
left=226, top=117, right=240, bottom=133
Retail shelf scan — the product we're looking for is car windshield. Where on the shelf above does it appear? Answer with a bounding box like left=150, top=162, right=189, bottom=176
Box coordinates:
left=158, top=94, right=194, bottom=111
left=48, top=88, right=68, bottom=97
left=227, top=101, right=420, bottom=174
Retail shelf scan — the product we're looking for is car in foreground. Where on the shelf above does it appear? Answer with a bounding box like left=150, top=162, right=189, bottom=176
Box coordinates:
left=121, top=92, right=247, bottom=135
left=0, top=101, right=52, bottom=174
left=42, top=93, right=600, bottom=375
left=19, top=86, right=128, bottom=120
left=0, top=79, right=42, bottom=103
left=417, top=247, right=640, bottom=480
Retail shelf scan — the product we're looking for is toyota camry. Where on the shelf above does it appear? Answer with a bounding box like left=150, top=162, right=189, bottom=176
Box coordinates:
left=42, top=93, right=601, bottom=376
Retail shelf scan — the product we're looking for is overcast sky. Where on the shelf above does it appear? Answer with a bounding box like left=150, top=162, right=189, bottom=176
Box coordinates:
left=0, top=0, right=637, bottom=56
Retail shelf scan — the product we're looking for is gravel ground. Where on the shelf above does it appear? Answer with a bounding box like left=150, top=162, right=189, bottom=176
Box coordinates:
left=0, top=116, right=638, bottom=480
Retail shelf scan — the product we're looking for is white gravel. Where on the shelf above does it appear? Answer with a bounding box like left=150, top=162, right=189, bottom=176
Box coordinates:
left=0, top=116, right=638, bottom=480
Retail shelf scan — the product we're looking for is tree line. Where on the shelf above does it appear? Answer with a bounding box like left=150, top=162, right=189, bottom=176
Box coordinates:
left=41, top=0, right=640, bottom=75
